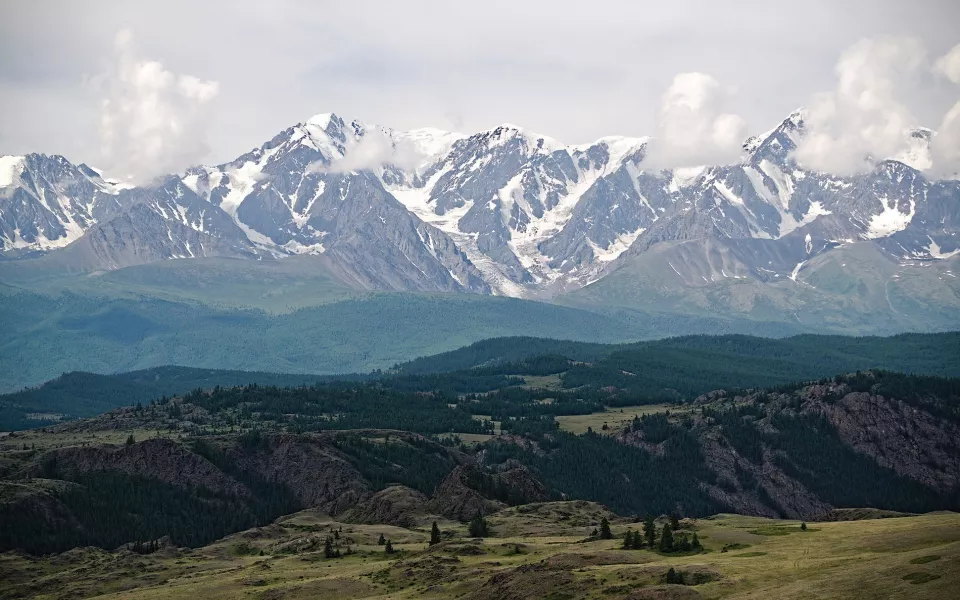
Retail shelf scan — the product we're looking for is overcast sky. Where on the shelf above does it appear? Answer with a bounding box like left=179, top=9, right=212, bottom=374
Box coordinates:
left=2, top=0, right=959, bottom=177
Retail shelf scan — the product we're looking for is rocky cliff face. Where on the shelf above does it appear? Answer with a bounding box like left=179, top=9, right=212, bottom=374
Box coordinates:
left=660, top=376, right=960, bottom=520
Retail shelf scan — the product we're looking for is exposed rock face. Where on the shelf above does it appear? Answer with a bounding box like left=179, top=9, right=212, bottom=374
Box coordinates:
left=227, top=433, right=370, bottom=515
left=428, top=466, right=503, bottom=521
left=619, top=375, right=960, bottom=520
left=342, top=485, right=430, bottom=528
left=811, top=389, right=960, bottom=490
left=490, top=462, right=550, bottom=505
left=696, top=433, right=832, bottom=520
left=28, top=438, right=249, bottom=498
left=428, top=463, right=549, bottom=521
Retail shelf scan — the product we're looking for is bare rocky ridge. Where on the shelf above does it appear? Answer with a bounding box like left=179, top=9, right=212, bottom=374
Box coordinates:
left=342, top=485, right=432, bottom=528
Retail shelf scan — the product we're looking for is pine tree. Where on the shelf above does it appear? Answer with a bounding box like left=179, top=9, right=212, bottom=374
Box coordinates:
left=377, top=533, right=386, bottom=546
left=692, top=532, right=701, bottom=549
left=801, top=522, right=807, bottom=531
left=670, top=512, right=680, bottom=531
left=430, top=521, right=441, bottom=546
left=468, top=512, right=490, bottom=538
left=385, top=539, right=395, bottom=554
left=659, top=523, right=674, bottom=553
left=622, top=530, right=634, bottom=550
left=323, top=536, right=335, bottom=558
left=599, top=517, right=613, bottom=540
left=125, top=434, right=135, bottom=446
left=643, top=515, right=656, bottom=547
left=665, top=567, right=684, bottom=584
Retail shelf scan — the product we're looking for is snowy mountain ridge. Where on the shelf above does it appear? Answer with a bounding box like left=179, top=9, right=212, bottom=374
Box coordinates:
left=1, top=109, right=958, bottom=298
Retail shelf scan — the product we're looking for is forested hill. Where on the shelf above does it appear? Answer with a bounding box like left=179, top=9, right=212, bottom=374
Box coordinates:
left=1, top=370, right=958, bottom=554
left=0, top=368, right=352, bottom=431
left=2, top=332, right=959, bottom=431
left=394, top=332, right=960, bottom=376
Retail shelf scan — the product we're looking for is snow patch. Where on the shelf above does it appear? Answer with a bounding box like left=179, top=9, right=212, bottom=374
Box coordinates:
left=588, top=227, right=646, bottom=262
left=928, top=237, right=960, bottom=259
left=789, top=260, right=807, bottom=282
left=866, top=196, right=914, bottom=239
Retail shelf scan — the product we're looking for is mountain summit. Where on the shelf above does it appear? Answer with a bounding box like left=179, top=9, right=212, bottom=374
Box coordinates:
left=1, top=111, right=957, bottom=299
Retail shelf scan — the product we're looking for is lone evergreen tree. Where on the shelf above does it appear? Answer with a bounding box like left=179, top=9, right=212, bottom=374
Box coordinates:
left=385, top=539, right=395, bottom=554
left=377, top=533, right=386, bottom=546
left=801, top=522, right=807, bottom=531
left=659, top=523, right=674, bottom=553
left=430, top=521, right=441, bottom=546
left=125, top=434, right=135, bottom=446
left=665, top=567, right=684, bottom=584
left=468, top=512, right=490, bottom=538
left=599, top=517, right=613, bottom=540
left=323, top=536, right=335, bottom=558
left=622, top=530, right=634, bottom=550
left=643, top=515, right=656, bottom=547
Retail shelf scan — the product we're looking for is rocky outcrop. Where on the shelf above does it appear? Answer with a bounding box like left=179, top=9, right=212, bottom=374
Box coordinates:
left=428, top=466, right=503, bottom=521
left=343, top=485, right=431, bottom=527
left=428, top=463, right=549, bottom=521
left=811, top=389, right=960, bottom=490
left=27, top=438, right=249, bottom=498
left=228, top=433, right=370, bottom=515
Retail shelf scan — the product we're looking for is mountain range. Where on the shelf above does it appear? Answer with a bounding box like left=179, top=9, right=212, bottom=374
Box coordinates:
left=2, top=109, right=959, bottom=332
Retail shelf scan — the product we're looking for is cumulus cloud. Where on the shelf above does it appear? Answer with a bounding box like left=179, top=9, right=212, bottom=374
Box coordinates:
left=307, top=129, right=426, bottom=174
left=792, top=36, right=927, bottom=175
left=933, top=43, right=960, bottom=84
left=931, top=101, right=960, bottom=177
left=98, top=29, right=219, bottom=183
left=642, top=72, right=748, bottom=169
left=931, top=44, right=960, bottom=176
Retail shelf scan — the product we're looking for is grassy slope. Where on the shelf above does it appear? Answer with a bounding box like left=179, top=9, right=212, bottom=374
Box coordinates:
left=560, top=242, right=960, bottom=335
left=0, top=506, right=956, bottom=599
left=0, top=255, right=358, bottom=314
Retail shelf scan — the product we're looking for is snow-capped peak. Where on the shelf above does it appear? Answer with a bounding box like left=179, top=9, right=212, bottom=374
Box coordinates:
left=305, top=112, right=338, bottom=129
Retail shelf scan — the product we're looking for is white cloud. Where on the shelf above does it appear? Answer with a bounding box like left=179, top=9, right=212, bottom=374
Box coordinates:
left=933, top=43, right=960, bottom=85
left=307, top=128, right=426, bottom=174
left=930, top=43, right=960, bottom=177
left=931, top=101, right=960, bottom=177
left=642, top=72, right=747, bottom=169
left=98, top=29, right=219, bottom=183
left=792, top=36, right=927, bottom=175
